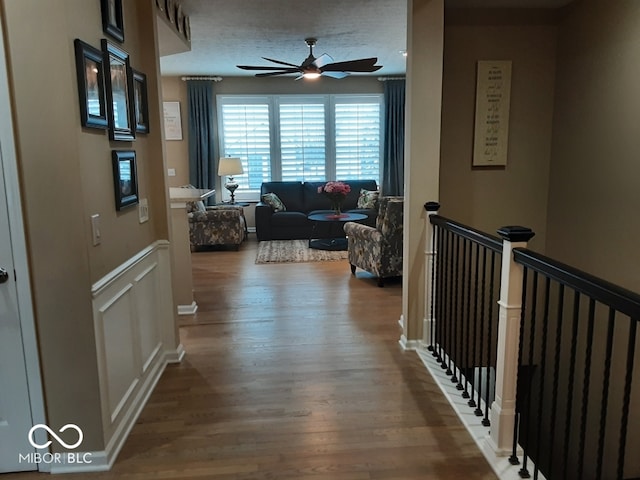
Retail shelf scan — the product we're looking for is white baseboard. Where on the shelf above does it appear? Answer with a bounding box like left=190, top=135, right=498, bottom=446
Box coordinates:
left=49, top=347, right=182, bottom=474
left=398, top=335, right=421, bottom=351
left=177, top=301, right=197, bottom=315
left=416, top=349, right=543, bottom=480
left=166, top=343, right=185, bottom=363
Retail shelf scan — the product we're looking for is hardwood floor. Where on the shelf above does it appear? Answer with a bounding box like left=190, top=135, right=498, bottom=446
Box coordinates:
left=4, top=237, right=496, bottom=479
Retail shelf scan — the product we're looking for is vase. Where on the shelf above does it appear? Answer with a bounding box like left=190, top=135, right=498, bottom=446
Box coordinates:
left=331, top=199, right=344, bottom=216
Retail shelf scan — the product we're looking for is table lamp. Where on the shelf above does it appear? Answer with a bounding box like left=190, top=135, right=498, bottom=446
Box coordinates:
left=218, top=157, right=244, bottom=203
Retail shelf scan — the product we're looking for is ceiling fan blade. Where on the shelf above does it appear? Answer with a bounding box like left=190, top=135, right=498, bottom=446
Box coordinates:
left=321, top=58, right=382, bottom=73
left=255, top=69, right=300, bottom=77
left=312, top=53, right=334, bottom=69
left=237, top=65, right=299, bottom=71
left=321, top=71, right=349, bottom=79
left=262, top=57, right=299, bottom=68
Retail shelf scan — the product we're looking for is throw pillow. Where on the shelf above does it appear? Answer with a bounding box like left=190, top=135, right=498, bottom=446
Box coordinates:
left=357, top=189, right=380, bottom=209
left=180, top=184, right=207, bottom=213
left=261, top=192, right=286, bottom=212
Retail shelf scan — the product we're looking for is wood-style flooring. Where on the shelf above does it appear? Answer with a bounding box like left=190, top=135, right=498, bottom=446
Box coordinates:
left=4, top=237, right=497, bottom=479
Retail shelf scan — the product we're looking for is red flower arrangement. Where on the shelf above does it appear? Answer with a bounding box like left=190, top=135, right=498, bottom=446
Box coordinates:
left=318, top=181, right=351, bottom=215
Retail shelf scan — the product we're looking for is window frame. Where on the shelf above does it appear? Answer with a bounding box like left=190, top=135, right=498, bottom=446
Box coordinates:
left=216, top=93, right=384, bottom=200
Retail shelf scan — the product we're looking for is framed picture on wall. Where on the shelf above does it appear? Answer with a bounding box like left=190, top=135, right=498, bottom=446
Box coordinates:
left=132, top=69, right=149, bottom=134
left=73, top=39, right=109, bottom=130
left=102, top=40, right=135, bottom=141
left=112, top=150, right=139, bottom=210
left=100, top=0, right=124, bottom=43
left=163, top=101, right=183, bottom=140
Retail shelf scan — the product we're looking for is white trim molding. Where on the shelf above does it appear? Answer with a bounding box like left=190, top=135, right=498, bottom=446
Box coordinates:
left=67, top=242, right=182, bottom=474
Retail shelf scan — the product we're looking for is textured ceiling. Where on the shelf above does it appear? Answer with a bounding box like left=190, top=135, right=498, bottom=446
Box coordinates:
left=159, top=0, right=573, bottom=77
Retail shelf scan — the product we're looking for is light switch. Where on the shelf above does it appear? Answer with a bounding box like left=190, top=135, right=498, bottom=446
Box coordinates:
left=91, top=214, right=101, bottom=246
left=167, top=168, right=176, bottom=177
left=138, top=198, right=149, bottom=223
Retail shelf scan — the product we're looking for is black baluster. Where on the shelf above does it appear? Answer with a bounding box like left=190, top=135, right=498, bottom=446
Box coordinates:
left=428, top=224, right=438, bottom=353
left=595, top=308, right=616, bottom=480
left=548, top=284, right=565, bottom=477
left=561, top=290, right=581, bottom=480
left=533, top=277, right=551, bottom=480
left=451, top=234, right=460, bottom=385
left=434, top=226, right=443, bottom=361
left=475, top=247, right=488, bottom=417
left=577, top=299, right=596, bottom=480
left=519, top=271, right=539, bottom=479
left=457, top=237, right=467, bottom=392
left=510, top=267, right=529, bottom=466
left=617, top=317, right=637, bottom=480
left=462, top=238, right=472, bottom=399
left=446, top=230, right=455, bottom=375
left=482, top=250, right=497, bottom=427
left=469, top=243, right=480, bottom=409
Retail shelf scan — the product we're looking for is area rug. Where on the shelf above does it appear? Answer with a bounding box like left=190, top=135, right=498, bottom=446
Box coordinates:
left=255, top=240, right=349, bottom=264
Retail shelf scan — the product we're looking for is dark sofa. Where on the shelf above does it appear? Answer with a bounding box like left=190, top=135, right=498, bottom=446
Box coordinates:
left=256, top=180, right=378, bottom=241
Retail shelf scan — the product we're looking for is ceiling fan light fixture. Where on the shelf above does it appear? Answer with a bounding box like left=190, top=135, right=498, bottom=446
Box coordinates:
left=303, top=72, right=321, bottom=79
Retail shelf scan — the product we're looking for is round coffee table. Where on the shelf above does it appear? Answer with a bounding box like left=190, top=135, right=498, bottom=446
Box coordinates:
left=307, top=212, right=367, bottom=250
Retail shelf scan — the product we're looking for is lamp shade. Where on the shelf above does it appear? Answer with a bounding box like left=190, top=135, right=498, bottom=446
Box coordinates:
left=218, top=157, right=244, bottom=176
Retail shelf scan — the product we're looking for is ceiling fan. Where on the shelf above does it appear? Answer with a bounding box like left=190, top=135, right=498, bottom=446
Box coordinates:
left=237, top=38, right=382, bottom=80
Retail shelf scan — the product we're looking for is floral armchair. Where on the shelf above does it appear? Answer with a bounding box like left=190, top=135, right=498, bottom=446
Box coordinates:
left=343, top=196, right=404, bottom=287
left=187, top=202, right=247, bottom=250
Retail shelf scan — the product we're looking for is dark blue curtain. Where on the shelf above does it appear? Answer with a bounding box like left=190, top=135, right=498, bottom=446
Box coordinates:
left=381, top=79, right=405, bottom=196
left=187, top=80, right=218, bottom=203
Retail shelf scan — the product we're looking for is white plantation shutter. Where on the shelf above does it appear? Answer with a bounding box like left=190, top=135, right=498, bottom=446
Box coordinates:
left=279, top=103, right=325, bottom=181
left=217, top=94, right=382, bottom=195
left=220, top=102, right=271, bottom=190
left=335, top=101, right=381, bottom=180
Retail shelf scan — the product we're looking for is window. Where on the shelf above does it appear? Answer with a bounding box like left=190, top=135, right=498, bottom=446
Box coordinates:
left=217, top=94, right=383, bottom=197
left=220, top=100, right=271, bottom=191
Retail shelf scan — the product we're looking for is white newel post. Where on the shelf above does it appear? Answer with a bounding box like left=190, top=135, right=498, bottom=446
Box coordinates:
left=423, top=202, right=440, bottom=346
left=488, top=226, right=535, bottom=455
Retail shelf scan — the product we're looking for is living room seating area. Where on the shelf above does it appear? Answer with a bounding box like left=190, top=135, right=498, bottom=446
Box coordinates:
left=255, top=180, right=379, bottom=241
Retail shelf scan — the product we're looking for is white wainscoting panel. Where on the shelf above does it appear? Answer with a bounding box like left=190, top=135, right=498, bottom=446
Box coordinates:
left=83, top=241, right=180, bottom=474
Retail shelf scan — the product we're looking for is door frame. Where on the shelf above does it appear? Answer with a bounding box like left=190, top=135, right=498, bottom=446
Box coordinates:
left=0, top=13, right=49, bottom=473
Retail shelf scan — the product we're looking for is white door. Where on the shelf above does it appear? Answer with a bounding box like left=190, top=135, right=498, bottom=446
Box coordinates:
left=0, top=146, right=36, bottom=472
left=0, top=12, right=37, bottom=472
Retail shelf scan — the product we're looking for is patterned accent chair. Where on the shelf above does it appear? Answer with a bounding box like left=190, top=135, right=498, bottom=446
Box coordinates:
left=343, top=196, right=403, bottom=287
left=181, top=184, right=246, bottom=249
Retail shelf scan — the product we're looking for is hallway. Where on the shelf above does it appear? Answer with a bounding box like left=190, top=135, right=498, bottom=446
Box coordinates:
left=4, top=238, right=496, bottom=479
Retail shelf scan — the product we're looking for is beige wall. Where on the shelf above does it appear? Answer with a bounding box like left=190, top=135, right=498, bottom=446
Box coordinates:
left=161, top=76, right=189, bottom=186
left=2, top=0, right=170, bottom=450
left=439, top=10, right=558, bottom=253
left=402, top=0, right=444, bottom=343
left=546, top=0, right=640, bottom=290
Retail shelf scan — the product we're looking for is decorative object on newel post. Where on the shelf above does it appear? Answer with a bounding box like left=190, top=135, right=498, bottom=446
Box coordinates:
left=318, top=181, right=351, bottom=217
left=218, top=157, right=244, bottom=204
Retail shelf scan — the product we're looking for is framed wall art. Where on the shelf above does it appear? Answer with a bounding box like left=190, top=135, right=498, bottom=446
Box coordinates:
left=73, top=39, right=108, bottom=129
left=163, top=101, right=182, bottom=140
left=165, top=0, right=176, bottom=24
left=100, top=0, right=124, bottom=43
left=132, top=69, right=149, bottom=134
left=102, top=40, right=135, bottom=141
left=112, top=150, right=139, bottom=210
left=472, top=60, right=512, bottom=167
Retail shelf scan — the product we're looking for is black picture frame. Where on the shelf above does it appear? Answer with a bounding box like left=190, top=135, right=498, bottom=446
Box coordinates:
left=132, top=69, right=149, bottom=134
left=100, top=0, right=124, bottom=43
left=112, top=150, right=139, bottom=210
left=73, top=39, right=108, bottom=130
left=165, top=0, right=175, bottom=24
left=102, top=40, right=135, bottom=141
